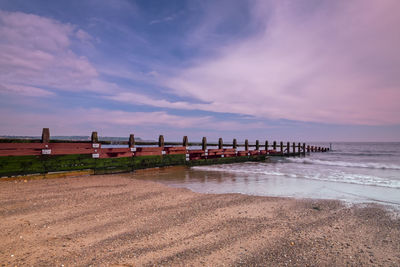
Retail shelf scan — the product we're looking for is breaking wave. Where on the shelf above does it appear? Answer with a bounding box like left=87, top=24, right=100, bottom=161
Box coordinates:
left=285, top=158, right=400, bottom=170
left=192, top=162, right=400, bottom=189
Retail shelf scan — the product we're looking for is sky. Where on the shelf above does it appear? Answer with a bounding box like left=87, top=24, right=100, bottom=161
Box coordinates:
left=0, top=0, right=399, bottom=142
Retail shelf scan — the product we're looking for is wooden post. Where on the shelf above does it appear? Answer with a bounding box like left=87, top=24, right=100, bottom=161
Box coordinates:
left=41, top=128, right=50, bottom=143
left=233, top=139, right=237, bottom=149
left=202, top=137, right=207, bottom=151
left=91, top=131, right=98, bottom=143
left=218, top=138, right=223, bottom=149
left=245, top=139, right=249, bottom=151
left=298, top=143, right=301, bottom=155
left=311, top=146, right=314, bottom=152
left=287, top=142, right=290, bottom=155
left=273, top=141, right=277, bottom=150
left=302, top=143, right=306, bottom=155
left=255, top=140, right=259, bottom=151
left=265, top=140, right=268, bottom=151
left=183, top=136, right=188, bottom=147
left=280, top=141, right=283, bottom=154
left=128, top=134, right=135, bottom=148
left=293, top=142, right=296, bottom=154
left=307, top=145, right=310, bottom=153
left=158, top=135, right=164, bottom=147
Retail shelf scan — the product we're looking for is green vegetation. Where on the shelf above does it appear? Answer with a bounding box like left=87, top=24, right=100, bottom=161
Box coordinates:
left=0, top=153, right=269, bottom=177
left=0, top=154, right=186, bottom=177
left=187, top=155, right=268, bottom=166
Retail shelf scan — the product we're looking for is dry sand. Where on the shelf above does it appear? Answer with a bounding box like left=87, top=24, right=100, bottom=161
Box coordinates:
left=0, top=171, right=399, bottom=266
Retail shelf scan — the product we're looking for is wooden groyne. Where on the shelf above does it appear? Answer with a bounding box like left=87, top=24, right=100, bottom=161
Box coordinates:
left=0, top=128, right=329, bottom=177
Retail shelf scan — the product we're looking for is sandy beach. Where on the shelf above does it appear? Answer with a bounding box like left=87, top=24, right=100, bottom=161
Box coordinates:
left=1, top=171, right=399, bottom=266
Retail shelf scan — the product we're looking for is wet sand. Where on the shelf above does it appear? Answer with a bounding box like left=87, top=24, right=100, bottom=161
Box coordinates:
left=1, top=172, right=399, bottom=266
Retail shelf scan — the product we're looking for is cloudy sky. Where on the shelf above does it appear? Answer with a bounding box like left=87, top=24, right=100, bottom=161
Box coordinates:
left=0, top=0, right=399, bottom=142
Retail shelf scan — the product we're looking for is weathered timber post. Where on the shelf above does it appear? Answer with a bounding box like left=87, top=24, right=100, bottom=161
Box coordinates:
left=158, top=135, right=164, bottom=147
left=280, top=142, right=283, bottom=154
left=307, top=145, right=310, bottom=153
left=303, top=143, right=306, bottom=155
left=298, top=143, right=301, bottom=156
left=287, top=142, right=290, bottom=155
left=91, top=131, right=98, bottom=143
left=273, top=141, right=277, bottom=151
left=245, top=139, right=249, bottom=151
left=183, top=136, right=189, bottom=161
left=311, top=146, right=314, bottom=152
left=233, top=139, right=237, bottom=149
left=255, top=140, right=260, bottom=151
left=183, top=136, right=188, bottom=147
left=41, top=128, right=50, bottom=143
left=218, top=138, right=223, bottom=149
left=265, top=140, right=268, bottom=151
left=293, top=142, right=296, bottom=155
left=128, top=134, right=135, bottom=147
left=202, top=137, right=207, bottom=151
left=129, top=134, right=135, bottom=168
left=318, top=147, right=321, bottom=152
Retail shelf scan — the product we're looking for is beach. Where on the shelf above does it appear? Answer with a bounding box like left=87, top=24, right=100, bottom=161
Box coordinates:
left=1, top=172, right=399, bottom=266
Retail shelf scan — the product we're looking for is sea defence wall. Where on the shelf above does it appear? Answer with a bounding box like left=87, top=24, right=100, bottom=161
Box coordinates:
left=0, top=128, right=329, bottom=177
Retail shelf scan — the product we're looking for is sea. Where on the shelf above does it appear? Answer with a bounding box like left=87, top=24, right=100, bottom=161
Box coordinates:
left=139, top=142, right=400, bottom=209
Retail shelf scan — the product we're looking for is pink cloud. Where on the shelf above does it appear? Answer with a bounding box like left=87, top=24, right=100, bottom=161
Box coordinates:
left=0, top=83, right=54, bottom=97
left=0, top=106, right=270, bottom=137
left=0, top=10, right=116, bottom=96
left=164, top=0, right=400, bottom=125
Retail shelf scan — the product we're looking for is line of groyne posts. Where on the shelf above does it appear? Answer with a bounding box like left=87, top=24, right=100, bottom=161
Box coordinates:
left=40, top=129, right=329, bottom=156
left=0, top=129, right=330, bottom=177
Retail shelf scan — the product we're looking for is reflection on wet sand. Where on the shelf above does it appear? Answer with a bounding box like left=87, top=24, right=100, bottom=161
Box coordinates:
left=125, top=164, right=400, bottom=208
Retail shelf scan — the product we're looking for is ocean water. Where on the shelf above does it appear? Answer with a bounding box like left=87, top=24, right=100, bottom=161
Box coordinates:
left=135, top=143, right=400, bottom=208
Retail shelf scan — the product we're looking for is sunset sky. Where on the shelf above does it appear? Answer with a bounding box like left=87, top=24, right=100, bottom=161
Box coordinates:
left=0, top=0, right=399, bottom=142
